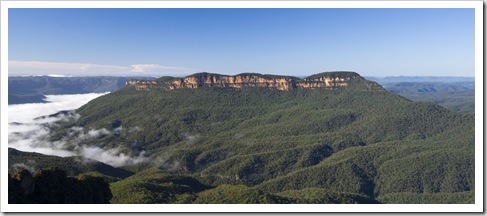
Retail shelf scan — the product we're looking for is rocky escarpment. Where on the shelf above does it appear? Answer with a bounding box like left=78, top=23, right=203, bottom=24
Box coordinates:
left=126, top=71, right=385, bottom=91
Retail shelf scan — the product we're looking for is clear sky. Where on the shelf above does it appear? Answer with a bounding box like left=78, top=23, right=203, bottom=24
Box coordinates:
left=8, top=8, right=475, bottom=77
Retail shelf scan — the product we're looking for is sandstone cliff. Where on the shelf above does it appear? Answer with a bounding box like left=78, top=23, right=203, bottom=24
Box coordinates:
left=126, top=71, right=385, bottom=91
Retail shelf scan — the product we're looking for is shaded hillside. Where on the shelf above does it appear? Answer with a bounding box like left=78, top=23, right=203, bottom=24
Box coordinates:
left=9, top=167, right=112, bottom=204
left=34, top=72, right=474, bottom=203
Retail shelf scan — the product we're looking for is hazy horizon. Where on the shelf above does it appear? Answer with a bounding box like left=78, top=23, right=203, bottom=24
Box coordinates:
left=6, top=72, right=476, bottom=79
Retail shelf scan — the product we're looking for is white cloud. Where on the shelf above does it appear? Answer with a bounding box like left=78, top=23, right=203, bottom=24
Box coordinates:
left=81, top=146, right=147, bottom=167
left=9, top=60, right=128, bottom=76
left=9, top=60, right=197, bottom=77
left=77, top=128, right=111, bottom=141
left=47, top=74, right=73, bottom=77
left=130, top=64, right=197, bottom=74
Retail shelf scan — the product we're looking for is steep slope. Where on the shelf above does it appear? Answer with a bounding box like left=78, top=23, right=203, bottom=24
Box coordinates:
left=40, top=72, right=474, bottom=203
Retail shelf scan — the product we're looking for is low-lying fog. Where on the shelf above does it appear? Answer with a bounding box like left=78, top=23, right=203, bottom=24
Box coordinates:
left=8, top=93, right=147, bottom=167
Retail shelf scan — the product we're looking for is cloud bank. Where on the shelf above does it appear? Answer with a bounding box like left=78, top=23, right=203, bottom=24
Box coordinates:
left=9, top=60, right=197, bottom=77
left=8, top=93, right=148, bottom=167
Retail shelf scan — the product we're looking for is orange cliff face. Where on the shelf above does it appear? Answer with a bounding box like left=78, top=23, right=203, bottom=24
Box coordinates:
left=125, top=72, right=385, bottom=92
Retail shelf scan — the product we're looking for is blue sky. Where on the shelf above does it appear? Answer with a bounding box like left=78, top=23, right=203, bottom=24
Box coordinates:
left=8, top=8, right=475, bottom=77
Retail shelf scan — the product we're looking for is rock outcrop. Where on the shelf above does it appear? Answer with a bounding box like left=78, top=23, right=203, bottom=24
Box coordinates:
left=8, top=168, right=112, bottom=204
left=126, top=71, right=385, bottom=91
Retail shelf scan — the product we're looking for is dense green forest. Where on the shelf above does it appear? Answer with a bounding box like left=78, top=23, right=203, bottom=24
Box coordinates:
left=9, top=73, right=475, bottom=204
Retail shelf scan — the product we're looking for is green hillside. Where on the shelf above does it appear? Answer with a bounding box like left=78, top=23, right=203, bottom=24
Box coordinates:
left=16, top=72, right=474, bottom=204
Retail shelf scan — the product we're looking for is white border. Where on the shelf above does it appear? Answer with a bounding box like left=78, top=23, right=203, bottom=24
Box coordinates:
left=0, top=1, right=483, bottom=8
left=1, top=0, right=483, bottom=213
left=473, top=0, right=484, bottom=212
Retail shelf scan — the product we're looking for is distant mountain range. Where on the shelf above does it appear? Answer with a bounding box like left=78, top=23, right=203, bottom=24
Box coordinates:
left=366, top=76, right=474, bottom=83
left=378, top=81, right=474, bottom=113
left=8, top=76, right=155, bottom=104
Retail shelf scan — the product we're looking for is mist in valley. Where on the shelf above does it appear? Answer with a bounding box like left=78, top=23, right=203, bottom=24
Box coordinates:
left=8, top=93, right=148, bottom=167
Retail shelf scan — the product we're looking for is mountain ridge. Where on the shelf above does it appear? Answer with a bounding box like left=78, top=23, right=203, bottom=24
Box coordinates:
left=126, top=71, right=385, bottom=91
